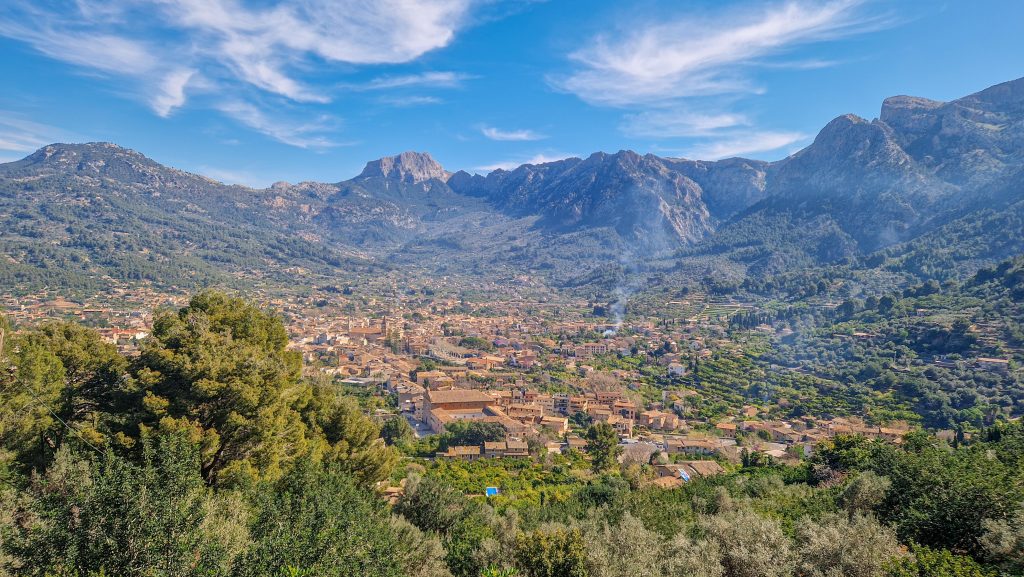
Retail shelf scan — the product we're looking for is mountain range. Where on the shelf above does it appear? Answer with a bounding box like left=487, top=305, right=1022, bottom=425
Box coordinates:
left=2, top=77, right=1023, bottom=296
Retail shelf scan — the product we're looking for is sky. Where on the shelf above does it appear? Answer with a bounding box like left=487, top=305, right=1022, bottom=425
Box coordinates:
left=0, top=0, right=1022, bottom=188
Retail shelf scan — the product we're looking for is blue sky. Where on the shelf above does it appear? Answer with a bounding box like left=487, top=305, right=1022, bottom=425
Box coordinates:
left=0, top=0, right=1022, bottom=187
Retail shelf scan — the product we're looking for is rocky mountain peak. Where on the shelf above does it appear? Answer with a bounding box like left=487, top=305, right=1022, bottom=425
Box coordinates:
left=4, top=142, right=215, bottom=188
left=24, top=142, right=143, bottom=165
left=879, top=96, right=945, bottom=147
left=956, top=76, right=1024, bottom=111
left=357, top=151, right=450, bottom=184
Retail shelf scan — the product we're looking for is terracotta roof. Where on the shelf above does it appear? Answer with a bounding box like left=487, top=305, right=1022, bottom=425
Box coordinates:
left=427, top=389, right=494, bottom=405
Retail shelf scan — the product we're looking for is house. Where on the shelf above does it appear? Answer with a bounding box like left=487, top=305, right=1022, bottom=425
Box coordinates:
left=879, top=427, right=907, bottom=442
left=436, top=445, right=481, bottom=460
left=423, top=388, right=494, bottom=412
left=566, top=436, right=588, bottom=452
left=553, top=393, right=570, bottom=415
left=466, top=357, right=498, bottom=370
left=666, top=438, right=720, bottom=456
left=612, top=399, right=638, bottom=420
left=650, top=475, right=685, bottom=489
left=540, top=416, right=569, bottom=435
left=715, top=422, right=737, bottom=438
left=667, top=362, right=688, bottom=377
left=576, top=342, right=608, bottom=357
left=422, top=388, right=498, bottom=433
left=483, top=441, right=507, bottom=458
left=606, top=415, right=634, bottom=438
left=770, top=427, right=802, bottom=444
left=507, top=403, right=545, bottom=421
left=684, top=460, right=725, bottom=477
left=639, top=410, right=681, bottom=431
left=568, top=396, right=589, bottom=415
left=504, top=440, right=529, bottom=457
left=415, top=370, right=448, bottom=386
left=544, top=441, right=565, bottom=454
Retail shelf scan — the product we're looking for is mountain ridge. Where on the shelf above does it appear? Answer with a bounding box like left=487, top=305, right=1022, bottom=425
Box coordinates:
left=2, top=76, right=1023, bottom=294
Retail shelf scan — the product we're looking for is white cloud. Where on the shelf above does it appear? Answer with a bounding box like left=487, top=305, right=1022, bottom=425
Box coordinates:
left=199, top=165, right=266, bottom=188
left=475, top=153, right=576, bottom=172
left=553, top=0, right=892, bottom=154
left=0, top=24, right=156, bottom=75
left=0, top=112, right=74, bottom=155
left=362, top=71, right=471, bottom=90
left=379, top=95, right=443, bottom=107
left=151, top=69, right=196, bottom=117
left=217, top=101, right=340, bottom=149
left=621, top=110, right=749, bottom=138
left=144, top=0, right=472, bottom=101
left=0, top=0, right=476, bottom=146
left=555, top=0, right=886, bottom=107
left=480, top=126, right=547, bottom=141
left=683, top=131, right=806, bottom=160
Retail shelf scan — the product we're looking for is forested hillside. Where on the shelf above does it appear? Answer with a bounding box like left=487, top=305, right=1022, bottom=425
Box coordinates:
left=731, top=254, right=1024, bottom=429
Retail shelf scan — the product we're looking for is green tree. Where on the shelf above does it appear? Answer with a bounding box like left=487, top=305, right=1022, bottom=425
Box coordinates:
left=585, top=423, right=621, bottom=473
left=700, top=509, right=795, bottom=577
left=661, top=534, right=723, bottom=577
left=840, top=471, right=891, bottom=519
left=796, top=514, right=902, bottom=577
left=380, top=416, right=415, bottom=447
left=394, top=474, right=496, bottom=577
left=303, top=386, right=397, bottom=486
left=582, top=513, right=665, bottom=577
left=133, top=290, right=310, bottom=485
left=233, top=458, right=403, bottom=577
left=886, top=546, right=995, bottom=577
left=980, top=507, right=1024, bottom=574
left=440, top=421, right=507, bottom=450
left=11, top=431, right=243, bottom=577
left=395, top=474, right=471, bottom=536
left=387, top=515, right=453, bottom=577
left=864, top=442, right=1021, bottom=555
left=2, top=321, right=130, bottom=471
left=513, top=527, right=588, bottom=577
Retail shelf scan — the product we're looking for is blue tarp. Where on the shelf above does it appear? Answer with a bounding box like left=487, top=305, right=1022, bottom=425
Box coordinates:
left=485, top=487, right=500, bottom=496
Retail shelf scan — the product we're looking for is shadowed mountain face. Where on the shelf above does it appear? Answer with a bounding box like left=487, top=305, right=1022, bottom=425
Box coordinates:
left=700, top=77, right=1024, bottom=276
left=2, top=77, right=1023, bottom=292
left=448, top=151, right=722, bottom=253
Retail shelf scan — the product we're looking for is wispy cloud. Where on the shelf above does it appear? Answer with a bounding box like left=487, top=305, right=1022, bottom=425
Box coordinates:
left=475, top=152, right=576, bottom=172
left=621, top=110, right=749, bottom=138
left=379, top=95, right=443, bottom=107
left=480, top=126, right=547, bottom=141
left=217, top=101, right=341, bottom=149
left=555, top=0, right=888, bottom=107
left=361, top=71, right=471, bottom=90
left=681, top=131, right=806, bottom=160
left=151, top=69, right=196, bottom=117
left=198, top=165, right=266, bottom=188
left=0, top=112, right=75, bottom=158
left=555, top=0, right=892, bottom=158
left=0, top=0, right=476, bottom=145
